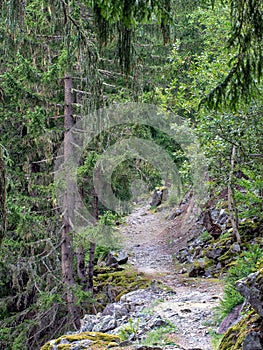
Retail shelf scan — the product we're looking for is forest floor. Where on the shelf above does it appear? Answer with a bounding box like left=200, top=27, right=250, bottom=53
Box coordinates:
left=119, top=200, right=224, bottom=350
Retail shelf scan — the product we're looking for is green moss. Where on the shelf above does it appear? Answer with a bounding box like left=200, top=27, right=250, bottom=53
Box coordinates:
left=107, top=341, right=119, bottom=347
left=218, top=312, right=261, bottom=350
left=218, top=248, right=235, bottom=263
left=40, top=344, right=52, bottom=350
left=115, top=290, right=128, bottom=301
left=255, top=268, right=263, bottom=284
left=41, top=332, right=120, bottom=350
left=94, top=268, right=150, bottom=305
left=238, top=219, right=263, bottom=242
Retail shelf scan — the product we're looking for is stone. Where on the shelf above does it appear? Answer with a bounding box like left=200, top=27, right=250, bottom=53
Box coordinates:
left=189, top=261, right=206, bottom=277
left=242, top=331, right=262, bottom=350
left=236, top=269, right=263, bottom=317
left=102, top=303, right=128, bottom=318
left=105, top=250, right=128, bottom=267
left=92, top=315, right=117, bottom=332
left=71, top=339, right=93, bottom=349
left=119, top=340, right=133, bottom=347
left=107, top=341, right=120, bottom=348
left=202, top=210, right=222, bottom=239
left=80, top=314, right=96, bottom=332
left=217, top=304, right=243, bottom=334
left=116, top=250, right=129, bottom=265
left=169, top=209, right=183, bottom=220
left=150, top=188, right=163, bottom=207
left=41, top=332, right=120, bottom=350
left=206, top=247, right=223, bottom=260
left=120, top=288, right=156, bottom=306
left=105, top=252, right=119, bottom=267
left=135, top=346, right=163, bottom=350
left=231, top=243, right=241, bottom=253
left=217, top=209, right=229, bottom=226
left=150, top=186, right=168, bottom=207
left=176, top=248, right=191, bottom=263
left=147, top=315, right=169, bottom=329
left=179, top=267, right=188, bottom=274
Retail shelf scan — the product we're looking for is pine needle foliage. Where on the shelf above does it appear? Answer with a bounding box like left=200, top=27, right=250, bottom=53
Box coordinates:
left=202, top=0, right=263, bottom=108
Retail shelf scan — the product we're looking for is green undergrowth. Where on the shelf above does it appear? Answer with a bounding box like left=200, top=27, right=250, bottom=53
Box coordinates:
left=119, top=317, right=140, bottom=341
left=215, top=242, right=263, bottom=322
left=203, top=219, right=263, bottom=275
left=142, top=321, right=177, bottom=347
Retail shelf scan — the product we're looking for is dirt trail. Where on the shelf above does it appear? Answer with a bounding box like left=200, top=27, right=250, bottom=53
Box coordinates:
left=121, top=202, right=224, bottom=350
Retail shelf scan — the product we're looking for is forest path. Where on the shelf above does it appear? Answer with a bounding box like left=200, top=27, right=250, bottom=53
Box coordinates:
left=120, top=202, right=224, bottom=350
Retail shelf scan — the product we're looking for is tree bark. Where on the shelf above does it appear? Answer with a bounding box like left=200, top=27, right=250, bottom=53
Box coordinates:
left=87, top=242, right=96, bottom=293
left=228, top=146, right=241, bottom=244
left=61, top=75, right=81, bottom=329
left=0, top=147, right=6, bottom=246
left=87, top=173, right=99, bottom=294
left=76, top=245, right=87, bottom=289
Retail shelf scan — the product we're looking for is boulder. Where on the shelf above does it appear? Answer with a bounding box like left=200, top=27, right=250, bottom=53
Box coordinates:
left=218, top=270, right=263, bottom=349
left=150, top=187, right=168, bottom=207
left=80, top=314, right=96, bottom=332
left=147, top=315, right=169, bottom=329
left=176, top=248, right=191, bottom=264
left=218, top=312, right=262, bottom=350
left=40, top=332, right=120, bottom=350
left=217, top=304, right=243, bottom=334
left=236, top=268, right=263, bottom=317
left=206, top=247, right=223, bottom=260
left=102, top=302, right=128, bottom=318
left=231, top=242, right=241, bottom=253
left=242, top=331, right=262, bottom=350
left=92, top=315, right=117, bottom=332
left=189, top=261, right=206, bottom=277
left=105, top=250, right=129, bottom=267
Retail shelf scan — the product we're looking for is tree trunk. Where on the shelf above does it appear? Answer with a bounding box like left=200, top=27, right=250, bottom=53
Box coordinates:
left=228, top=146, right=241, bottom=244
left=61, top=75, right=80, bottom=329
left=87, top=176, right=99, bottom=294
left=0, top=147, right=6, bottom=246
left=76, top=245, right=87, bottom=289
left=161, top=0, right=171, bottom=45
left=87, top=242, right=96, bottom=293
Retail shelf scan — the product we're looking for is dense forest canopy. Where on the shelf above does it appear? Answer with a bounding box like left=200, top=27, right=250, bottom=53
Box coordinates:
left=0, top=0, right=262, bottom=349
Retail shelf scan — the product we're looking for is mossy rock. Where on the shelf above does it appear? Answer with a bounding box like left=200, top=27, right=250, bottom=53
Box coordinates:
left=107, top=341, right=119, bottom=347
left=41, top=332, right=120, bottom=350
left=204, top=237, right=233, bottom=261
left=188, top=261, right=206, bottom=277
left=238, top=219, right=263, bottom=242
left=94, top=269, right=150, bottom=304
left=218, top=311, right=262, bottom=350
left=93, top=266, right=125, bottom=276
left=218, top=247, right=236, bottom=264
